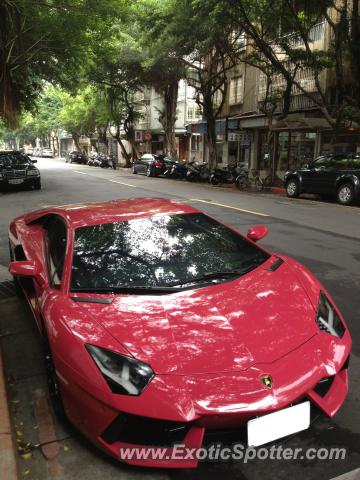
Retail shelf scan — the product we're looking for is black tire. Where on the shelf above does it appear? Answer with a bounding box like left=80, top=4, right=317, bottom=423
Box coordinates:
left=8, top=241, right=23, bottom=296
left=255, top=178, right=264, bottom=192
left=146, top=166, right=153, bottom=177
left=210, top=175, right=219, bottom=185
left=44, top=345, right=66, bottom=419
left=235, top=175, right=248, bottom=190
left=132, top=165, right=137, bottom=174
left=286, top=178, right=300, bottom=198
left=337, top=183, right=355, bottom=205
left=33, top=179, right=41, bottom=190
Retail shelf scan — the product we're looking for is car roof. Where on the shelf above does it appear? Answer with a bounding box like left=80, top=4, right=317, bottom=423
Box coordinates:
left=23, top=197, right=200, bottom=229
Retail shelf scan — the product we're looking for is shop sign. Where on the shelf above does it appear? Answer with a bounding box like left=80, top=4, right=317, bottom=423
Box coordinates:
left=135, top=130, right=143, bottom=142
left=144, top=131, right=152, bottom=142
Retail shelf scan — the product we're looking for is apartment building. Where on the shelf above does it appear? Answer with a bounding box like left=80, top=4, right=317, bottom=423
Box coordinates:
left=187, top=16, right=360, bottom=177
left=134, top=80, right=202, bottom=161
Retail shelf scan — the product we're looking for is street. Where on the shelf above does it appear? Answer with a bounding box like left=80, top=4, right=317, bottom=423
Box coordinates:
left=0, top=157, right=359, bottom=480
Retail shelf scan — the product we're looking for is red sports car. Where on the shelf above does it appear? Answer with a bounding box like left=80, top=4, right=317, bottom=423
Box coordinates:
left=8, top=198, right=351, bottom=468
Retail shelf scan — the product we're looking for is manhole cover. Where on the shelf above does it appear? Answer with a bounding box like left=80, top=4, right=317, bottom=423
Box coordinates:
left=0, top=281, right=17, bottom=299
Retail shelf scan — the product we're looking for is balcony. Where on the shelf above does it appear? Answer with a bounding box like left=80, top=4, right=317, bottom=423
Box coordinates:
left=257, top=64, right=322, bottom=112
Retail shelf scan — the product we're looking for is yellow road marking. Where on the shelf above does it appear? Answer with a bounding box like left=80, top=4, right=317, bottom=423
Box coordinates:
left=73, top=171, right=137, bottom=187
left=189, top=198, right=269, bottom=217
left=109, top=180, right=137, bottom=187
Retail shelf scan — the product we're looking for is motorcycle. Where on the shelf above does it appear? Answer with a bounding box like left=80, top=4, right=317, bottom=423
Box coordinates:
left=100, top=154, right=117, bottom=169
left=169, top=161, right=188, bottom=179
left=186, top=161, right=210, bottom=182
left=209, top=165, right=242, bottom=186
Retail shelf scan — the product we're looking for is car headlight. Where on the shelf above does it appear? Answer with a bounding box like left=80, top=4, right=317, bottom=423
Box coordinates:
left=316, top=292, right=345, bottom=338
left=27, top=169, right=39, bottom=176
left=85, top=345, right=154, bottom=395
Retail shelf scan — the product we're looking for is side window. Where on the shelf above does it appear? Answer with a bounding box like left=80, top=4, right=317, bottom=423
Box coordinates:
left=328, top=156, right=350, bottom=169
left=313, top=157, right=331, bottom=169
left=350, top=155, right=360, bottom=169
left=45, top=217, right=68, bottom=288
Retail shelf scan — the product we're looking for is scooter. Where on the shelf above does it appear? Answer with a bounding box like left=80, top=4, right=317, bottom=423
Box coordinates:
left=100, top=154, right=117, bottom=169
left=186, top=161, right=210, bottom=182
left=209, top=165, right=242, bottom=185
left=170, top=161, right=188, bottom=179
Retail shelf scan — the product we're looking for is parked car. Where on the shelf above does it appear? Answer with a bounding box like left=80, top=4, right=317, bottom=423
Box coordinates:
left=0, top=151, right=41, bottom=191
left=66, top=151, right=87, bottom=164
left=284, top=153, right=360, bottom=205
left=8, top=198, right=351, bottom=468
left=131, top=153, right=167, bottom=177
left=42, top=148, right=53, bottom=158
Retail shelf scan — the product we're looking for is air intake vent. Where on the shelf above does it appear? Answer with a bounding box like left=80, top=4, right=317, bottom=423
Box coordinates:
left=266, top=258, right=284, bottom=272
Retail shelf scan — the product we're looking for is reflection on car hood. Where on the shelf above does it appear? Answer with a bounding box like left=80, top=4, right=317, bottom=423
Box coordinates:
left=76, top=259, right=318, bottom=374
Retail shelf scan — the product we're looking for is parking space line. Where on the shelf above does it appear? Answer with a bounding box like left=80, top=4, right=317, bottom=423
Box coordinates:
left=189, top=198, right=270, bottom=217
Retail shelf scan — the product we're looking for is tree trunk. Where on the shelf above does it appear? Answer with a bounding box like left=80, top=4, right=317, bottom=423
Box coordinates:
left=160, top=81, right=179, bottom=160
left=72, top=133, right=80, bottom=151
left=112, top=124, right=131, bottom=166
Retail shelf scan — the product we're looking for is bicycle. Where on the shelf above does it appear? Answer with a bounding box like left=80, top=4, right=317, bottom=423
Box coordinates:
left=236, top=168, right=272, bottom=191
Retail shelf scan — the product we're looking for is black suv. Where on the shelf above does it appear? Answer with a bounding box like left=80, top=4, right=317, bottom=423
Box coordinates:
left=0, top=151, right=41, bottom=191
left=284, top=153, right=360, bottom=205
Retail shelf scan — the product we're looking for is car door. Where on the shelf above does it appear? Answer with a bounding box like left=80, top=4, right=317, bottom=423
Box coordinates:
left=323, top=155, right=352, bottom=194
left=302, top=156, right=332, bottom=193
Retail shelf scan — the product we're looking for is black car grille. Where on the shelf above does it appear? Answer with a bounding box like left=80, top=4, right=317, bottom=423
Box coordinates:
left=4, top=169, right=26, bottom=179
left=101, top=412, right=191, bottom=446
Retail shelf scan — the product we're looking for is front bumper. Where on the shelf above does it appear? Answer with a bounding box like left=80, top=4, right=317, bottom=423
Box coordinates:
left=0, top=176, right=40, bottom=189
left=57, top=331, right=351, bottom=468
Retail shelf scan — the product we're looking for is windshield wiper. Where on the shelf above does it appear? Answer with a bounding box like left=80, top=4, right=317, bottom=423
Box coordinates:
left=167, top=266, right=255, bottom=287
left=71, top=285, right=184, bottom=294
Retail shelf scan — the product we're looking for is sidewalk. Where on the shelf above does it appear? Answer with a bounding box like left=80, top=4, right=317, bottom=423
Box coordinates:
left=0, top=265, right=18, bottom=480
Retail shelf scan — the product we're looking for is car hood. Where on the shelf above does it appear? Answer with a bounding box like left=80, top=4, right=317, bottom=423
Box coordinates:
left=76, top=258, right=318, bottom=375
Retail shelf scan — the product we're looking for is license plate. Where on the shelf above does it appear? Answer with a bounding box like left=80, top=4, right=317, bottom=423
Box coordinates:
left=247, top=401, right=310, bottom=447
left=8, top=179, right=24, bottom=184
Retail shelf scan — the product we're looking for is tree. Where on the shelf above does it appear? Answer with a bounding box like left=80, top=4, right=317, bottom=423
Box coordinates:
left=89, top=19, right=146, bottom=162
left=154, top=0, right=243, bottom=170
left=0, top=0, right=128, bottom=127
left=137, top=0, right=186, bottom=161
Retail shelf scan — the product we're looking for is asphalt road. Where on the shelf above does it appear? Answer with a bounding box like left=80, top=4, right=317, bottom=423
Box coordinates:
left=0, top=157, right=359, bottom=480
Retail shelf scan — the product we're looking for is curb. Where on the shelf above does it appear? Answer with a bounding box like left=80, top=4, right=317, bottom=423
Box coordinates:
left=0, top=349, right=18, bottom=480
left=0, top=265, right=12, bottom=283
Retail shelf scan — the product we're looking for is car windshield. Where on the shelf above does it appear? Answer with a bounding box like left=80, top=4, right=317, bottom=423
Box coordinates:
left=0, top=152, right=31, bottom=167
left=70, top=213, right=270, bottom=292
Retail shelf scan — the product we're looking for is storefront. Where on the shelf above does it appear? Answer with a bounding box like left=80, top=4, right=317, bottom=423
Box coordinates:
left=320, top=130, right=360, bottom=155
left=257, top=129, right=318, bottom=174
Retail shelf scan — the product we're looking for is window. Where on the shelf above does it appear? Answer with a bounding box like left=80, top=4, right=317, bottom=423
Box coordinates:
left=351, top=155, right=360, bottom=168
left=187, top=106, right=195, bottom=120
left=229, top=76, right=244, bottom=105
left=70, top=213, right=269, bottom=291
left=191, top=135, right=201, bottom=151
left=328, top=156, right=350, bottom=169
left=313, top=156, right=332, bottom=168
left=45, top=216, right=68, bottom=288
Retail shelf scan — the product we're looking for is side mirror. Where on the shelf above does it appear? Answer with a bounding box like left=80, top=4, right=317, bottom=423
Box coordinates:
left=247, top=226, right=269, bottom=242
left=8, top=260, right=45, bottom=286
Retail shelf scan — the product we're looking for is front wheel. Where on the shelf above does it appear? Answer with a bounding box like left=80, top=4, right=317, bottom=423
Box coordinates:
left=337, top=183, right=354, bottom=205
left=146, top=166, right=153, bottom=177
left=209, top=174, right=219, bottom=185
left=254, top=178, right=264, bottom=192
left=33, top=179, right=41, bottom=190
left=286, top=179, right=300, bottom=198
left=45, top=347, right=66, bottom=419
left=235, top=175, right=248, bottom=190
